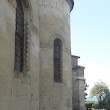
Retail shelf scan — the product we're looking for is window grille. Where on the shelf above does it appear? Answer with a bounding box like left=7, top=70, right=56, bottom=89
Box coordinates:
left=54, top=39, right=62, bottom=82
left=14, top=0, right=29, bottom=73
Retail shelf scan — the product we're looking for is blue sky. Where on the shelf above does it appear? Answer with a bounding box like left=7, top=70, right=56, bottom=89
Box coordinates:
left=70, top=0, right=110, bottom=94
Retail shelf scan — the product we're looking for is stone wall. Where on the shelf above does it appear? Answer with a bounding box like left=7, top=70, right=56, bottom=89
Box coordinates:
left=39, top=0, right=73, bottom=110
left=0, top=0, right=40, bottom=110
left=0, top=0, right=74, bottom=110
left=72, top=55, right=86, bottom=110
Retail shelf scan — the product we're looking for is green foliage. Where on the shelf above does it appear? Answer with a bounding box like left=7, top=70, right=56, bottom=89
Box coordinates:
left=106, top=93, right=110, bottom=110
left=90, top=81, right=109, bottom=100
left=89, top=81, right=110, bottom=109
left=92, top=102, right=98, bottom=109
left=85, top=101, right=93, bottom=108
left=85, top=101, right=99, bottom=109
left=98, top=92, right=110, bottom=110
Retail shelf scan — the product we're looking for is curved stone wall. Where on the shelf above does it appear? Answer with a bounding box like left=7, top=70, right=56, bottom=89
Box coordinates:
left=39, top=0, right=73, bottom=110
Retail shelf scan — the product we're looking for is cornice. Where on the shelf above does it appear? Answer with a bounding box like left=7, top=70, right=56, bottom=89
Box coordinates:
left=66, top=0, right=74, bottom=12
left=71, top=55, right=80, bottom=59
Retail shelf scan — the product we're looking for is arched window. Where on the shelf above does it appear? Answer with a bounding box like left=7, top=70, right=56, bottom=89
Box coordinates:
left=54, top=39, right=62, bottom=82
left=14, top=0, right=29, bottom=72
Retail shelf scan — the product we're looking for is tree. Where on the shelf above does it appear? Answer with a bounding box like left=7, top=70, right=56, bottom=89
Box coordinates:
left=90, top=81, right=110, bottom=109
left=92, top=102, right=98, bottom=109
left=90, top=81, right=109, bottom=100
left=98, top=92, right=110, bottom=110
left=85, top=101, right=93, bottom=109
left=105, top=92, right=110, bottom=110
left=85, top=101, right=98, bottom=109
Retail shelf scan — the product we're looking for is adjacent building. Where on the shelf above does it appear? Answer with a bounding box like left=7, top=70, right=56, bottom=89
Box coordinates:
left=72, top=55, right=86, bottom=110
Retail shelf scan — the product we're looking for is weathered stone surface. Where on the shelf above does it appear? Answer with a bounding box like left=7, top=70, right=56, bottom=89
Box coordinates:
left=0, top=0, right=75, bottom=110
left=0, top=0, right=39, bottom=110
left=72, top=55, right=86, bottom=110
left=39, top=0, right=73, bottom=110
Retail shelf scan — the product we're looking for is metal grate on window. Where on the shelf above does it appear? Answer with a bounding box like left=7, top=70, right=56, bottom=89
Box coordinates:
left=54, top=39, right=62, bottom=82
left=14, top=0, right=30, bottom=73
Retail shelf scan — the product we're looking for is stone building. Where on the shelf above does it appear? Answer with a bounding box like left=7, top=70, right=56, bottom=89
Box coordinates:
left=71, top=55, right=86, bottom=110
left=0, top=0, right=75, bottom=110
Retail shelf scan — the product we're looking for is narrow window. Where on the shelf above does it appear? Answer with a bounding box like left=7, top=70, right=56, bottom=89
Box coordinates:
left=54, top=39, right=62, bottom=82
left=14, top=0, right=28, bottom=72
